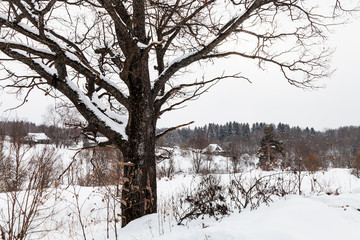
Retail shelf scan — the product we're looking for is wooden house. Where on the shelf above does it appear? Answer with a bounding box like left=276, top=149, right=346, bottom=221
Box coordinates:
left=24, top=133, right=51, bottom=144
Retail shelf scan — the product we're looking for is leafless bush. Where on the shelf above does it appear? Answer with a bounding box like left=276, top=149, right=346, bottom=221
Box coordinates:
left=0, top=136, right=28, bottom=193
left=89, top=147, right=123, bottom=187
left=180, top=148, right=191, bottom=158
left=0, top=143, right=61, bottom=239
left=29, top=147, right=61, bottom=189
left=226, top=142, right=247, bottom=173
left=60, top=145, right=124, bottom=237
left=158, top=158, right=176, bottom=179
left=303, top=153, right=322, bottom=173
left=202, top=154, right=215, bottom=175
left=91, top=150, right=123, bottom=240
left=230, top=156, right=241, bottom=174
left=157, top=148, right=176, bottom=179
left=172, top=170, right=331, bottom=226
left=190, top=150, right=203, bottom=174
left=228, top=172, right=298, bottom=212
left=1, top=175, right=52, bottom=239
left=68, top=147, right=123, bottom=187
left=177, top=175, right=228, bottom=225
left=0, top=139, right=14, bottom=193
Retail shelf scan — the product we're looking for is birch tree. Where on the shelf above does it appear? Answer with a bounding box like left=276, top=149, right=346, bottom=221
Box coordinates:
left=0, top=0, right=356, bottom=226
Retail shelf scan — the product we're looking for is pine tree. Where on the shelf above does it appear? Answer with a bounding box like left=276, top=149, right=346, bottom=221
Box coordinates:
left=257, top=125, right=285, bottom=170
left=242, top=123, right=250, bottom=139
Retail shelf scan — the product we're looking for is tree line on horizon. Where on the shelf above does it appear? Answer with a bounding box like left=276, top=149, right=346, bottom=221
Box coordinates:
left=1, top=119, right=359, bottom=170
left=158, top=121, right=360, bottom=170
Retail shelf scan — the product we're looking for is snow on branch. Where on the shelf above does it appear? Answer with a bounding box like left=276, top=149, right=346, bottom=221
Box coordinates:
left=1, top=44, right=128, bottom=141
left=65, top=77, right=128, bottom=140
left=0, top=40, right=55, bottom=60
left=91, top=93, right=128, bottom=126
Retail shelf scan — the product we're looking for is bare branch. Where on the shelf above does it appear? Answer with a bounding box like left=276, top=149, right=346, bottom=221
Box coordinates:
left=201, top=49, right=332, bottom=88
left=155, top=73, right=250, bottom=112
left=152, top=0, right=271, bottom=97
left=156, top=121, right=194, bottom=139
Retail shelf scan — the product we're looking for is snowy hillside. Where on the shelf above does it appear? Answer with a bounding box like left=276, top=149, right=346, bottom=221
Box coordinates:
left=1, top=144, right=360, bottom=239
left=121, top=168, right=360, bottom=240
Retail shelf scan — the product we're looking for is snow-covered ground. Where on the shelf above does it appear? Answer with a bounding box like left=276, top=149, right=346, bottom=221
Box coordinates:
left=1, top=144, right=360, bottom=239
left=121, top=193, right=360, bottom=240
left=121, top=169, right=360, bottom=240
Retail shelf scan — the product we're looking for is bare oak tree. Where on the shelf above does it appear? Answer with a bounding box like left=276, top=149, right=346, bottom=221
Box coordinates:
left=0, top=0, right=356, bottom=226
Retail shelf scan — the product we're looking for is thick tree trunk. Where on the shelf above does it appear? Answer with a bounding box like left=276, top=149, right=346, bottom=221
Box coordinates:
left=121, top=118, right=157, bottom=227
left=120, top=53, right=157, bottom=227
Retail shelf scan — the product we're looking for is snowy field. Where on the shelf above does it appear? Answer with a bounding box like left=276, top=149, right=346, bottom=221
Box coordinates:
left=1, top=144, right=360, bottom=240
left=122, top=168, right=360, bottom=240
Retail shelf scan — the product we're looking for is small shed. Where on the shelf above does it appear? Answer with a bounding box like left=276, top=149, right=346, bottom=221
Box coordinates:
left=24, top=133, right=51, bottom=144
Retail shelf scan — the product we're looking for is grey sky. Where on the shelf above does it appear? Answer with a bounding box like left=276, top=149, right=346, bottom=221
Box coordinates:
left=157, top=19, right=360, bottom=131
left=1, top=16, right=359, bottom=131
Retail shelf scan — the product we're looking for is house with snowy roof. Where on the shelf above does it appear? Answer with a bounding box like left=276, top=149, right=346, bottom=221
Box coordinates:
left=202, top=144, right=224, bottom=154
left=24, top=133, right=51, bottom=144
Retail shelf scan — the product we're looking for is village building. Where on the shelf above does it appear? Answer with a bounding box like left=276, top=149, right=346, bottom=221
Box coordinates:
left=202, top=144, right=224, bottom=154
left=24, top=133, right=51, bottom=144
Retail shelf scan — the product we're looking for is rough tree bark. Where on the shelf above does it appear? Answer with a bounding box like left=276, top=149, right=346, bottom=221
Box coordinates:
left=121, top=54, right=158, bottom=226
left=0, top=0, right=357, bottom=227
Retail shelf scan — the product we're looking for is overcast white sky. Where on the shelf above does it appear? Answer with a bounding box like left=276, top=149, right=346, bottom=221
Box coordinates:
left=0, top=15, right=359, bottom=132
left=157, top=18, right=360, bottom=131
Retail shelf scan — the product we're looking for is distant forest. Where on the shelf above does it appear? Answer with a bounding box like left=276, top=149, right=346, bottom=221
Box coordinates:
left=158, top=122, right=360, bottom=169
left=1, top=120, right=359, bottom=169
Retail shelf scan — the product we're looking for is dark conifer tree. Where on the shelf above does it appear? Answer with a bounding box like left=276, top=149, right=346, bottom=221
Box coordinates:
left=242, top=123, right=251, bottom=139
left=257, top=125, right=285, bottom=170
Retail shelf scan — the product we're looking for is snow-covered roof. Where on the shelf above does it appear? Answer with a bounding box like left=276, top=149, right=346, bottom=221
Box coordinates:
left=25, top=133, right=50, bottom=141
left=202, top=144, right=224, bottom=153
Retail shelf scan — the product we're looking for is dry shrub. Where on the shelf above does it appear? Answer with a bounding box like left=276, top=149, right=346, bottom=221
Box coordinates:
left=0, top=143, right=61, bottom=239
left=303, top=152, right=322, bottom=173
left=177, top=175, right=228, bottom=225
left=156, top=148, right=176, bottom=179
left=190, top=150, right=203, bottom=174
left=74, top=147, right=123, bottom=187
